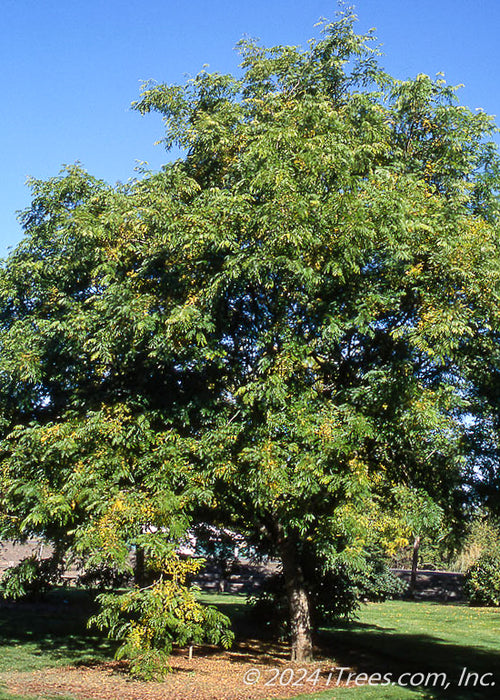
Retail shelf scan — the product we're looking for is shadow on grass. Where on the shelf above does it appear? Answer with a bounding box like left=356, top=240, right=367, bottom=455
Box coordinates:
left=208, top=596, right=499, bottom=700
left=0, top=588, right=115, bottom=670
left=317, top=616, right=499, bottom=700
left=1, top=592, right=498, bottom=700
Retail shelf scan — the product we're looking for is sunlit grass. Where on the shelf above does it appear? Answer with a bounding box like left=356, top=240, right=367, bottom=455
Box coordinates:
left=0, top=592, right=498, bottom=699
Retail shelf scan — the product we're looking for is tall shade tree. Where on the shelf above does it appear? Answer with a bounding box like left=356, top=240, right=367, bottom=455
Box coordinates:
left=1, top=9, right=500, bottom=663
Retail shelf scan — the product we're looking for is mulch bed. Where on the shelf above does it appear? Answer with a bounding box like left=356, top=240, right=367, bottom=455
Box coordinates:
left=1, top=640, right=349, bottom=700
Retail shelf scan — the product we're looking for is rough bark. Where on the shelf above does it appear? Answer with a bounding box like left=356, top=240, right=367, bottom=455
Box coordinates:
left=279, top=535, right=313, bottom=663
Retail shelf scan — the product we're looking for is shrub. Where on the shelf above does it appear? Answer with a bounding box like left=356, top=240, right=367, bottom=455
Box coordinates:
left=454, top=517, right=500, bottom=573
left=0, top=555, right=62, bottom=600
left=464, top=551, right=500, bottom=607
left=249, top=552, right=407, bottom=638
left=89, top=553, right=234, bottom=680
left=310, top=555, right=407, bottom=623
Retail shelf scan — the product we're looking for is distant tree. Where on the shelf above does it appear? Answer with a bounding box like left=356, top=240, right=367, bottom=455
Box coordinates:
left=392, top=486, right=444, bottom=592
left=1, top=8, right=500, bottom=664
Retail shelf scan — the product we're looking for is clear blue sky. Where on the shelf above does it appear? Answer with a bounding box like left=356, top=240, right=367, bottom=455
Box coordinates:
left=1, top=0, right=499, bottom=258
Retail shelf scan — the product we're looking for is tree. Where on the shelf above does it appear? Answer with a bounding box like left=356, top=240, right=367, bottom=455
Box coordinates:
left=1, top=8, right=500, bottom=664
left=392, top=486, right=444, bottom=593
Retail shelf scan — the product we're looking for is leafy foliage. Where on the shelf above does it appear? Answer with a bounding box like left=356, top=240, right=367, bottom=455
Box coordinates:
left=1, top=7, right=500, bottom=661
left=464, top=550, right=500, bottom=607
left=89, top=554, right=234, bottom=679
left=453, top=516, right=500, bottom=572
left=249, top=549, right=406, bottom=638
left=0, top=555, right=62, bottom=601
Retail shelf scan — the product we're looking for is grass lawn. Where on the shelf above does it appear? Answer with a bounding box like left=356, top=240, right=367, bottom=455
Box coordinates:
left=304, top=600, right=500, bottom=700
left=0, top=590, right=113, bottom=674
left=0, top=588, right=113, bottom=700
left=205, top=595, right=500, bottom=700
left=0, top=592, right=498, bottom=699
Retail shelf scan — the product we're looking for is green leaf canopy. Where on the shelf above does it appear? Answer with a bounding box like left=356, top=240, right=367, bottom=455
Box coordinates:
left=1, top=9, right=500, bottom=660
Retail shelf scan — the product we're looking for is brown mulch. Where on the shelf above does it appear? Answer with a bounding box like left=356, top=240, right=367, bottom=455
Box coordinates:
left=0, top=641, right=349, bottom=700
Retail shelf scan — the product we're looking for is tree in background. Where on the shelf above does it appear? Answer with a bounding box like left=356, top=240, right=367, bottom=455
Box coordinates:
left=1, top=8, right=500, bottom=664
left=392, top=486, right=444, bottom=593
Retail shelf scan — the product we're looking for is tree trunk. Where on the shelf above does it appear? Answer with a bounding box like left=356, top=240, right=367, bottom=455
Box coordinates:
left=410, top=535, right=420, bottom=595
left=134, top=546, right=145, bottom=587
left=279, top=536, right=313, bottom=663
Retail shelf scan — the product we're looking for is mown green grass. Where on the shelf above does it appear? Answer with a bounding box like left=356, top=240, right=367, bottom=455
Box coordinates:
left=0, top=588, right=113, bottom=700
left=302, top=600, right=500, bottom=700
left=0, top=589, right=113, bottom=673
left=0, top=592, right=498, bottom=700
left=293, top=686, right=428, bottom=700
left=204, top=595, right=499, bottom=700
